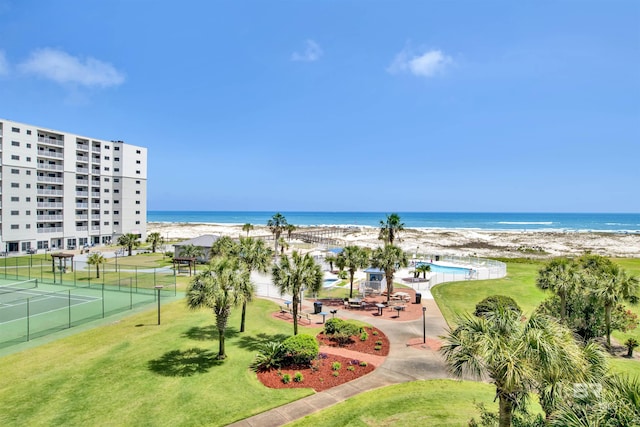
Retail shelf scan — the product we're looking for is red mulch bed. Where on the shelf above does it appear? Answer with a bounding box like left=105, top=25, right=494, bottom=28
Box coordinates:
left=256, top=326, right=388, bottom=392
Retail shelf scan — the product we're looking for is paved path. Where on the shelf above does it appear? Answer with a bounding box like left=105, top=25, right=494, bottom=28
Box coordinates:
left=228, top=297, right=452, bottom=427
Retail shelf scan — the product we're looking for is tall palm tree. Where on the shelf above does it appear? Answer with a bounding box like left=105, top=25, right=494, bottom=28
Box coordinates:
left=146, top=232, right=163, bottom=253
left=272, top=251, right=323, bottom=335
left=338, top=246, right=369, bottom=298
left=286, top=224, right=296, bottom=240
left=87, top=252, right=106, bottom=278
left=325, top=254, right=337, bottom=272
left=236, top=237, right=272, bottom=332
left=371, top=244, right=408, bottom=302
left=591, top=264, right=639, bottom=349
left=117, top=233, right=140, bottom=256
left=536, top=258, right=580, bottom=321
left=277, top=237, right=289, bottom=256
left=441, top=308, right=591, bottom=427
left=267, top=213, right=288, bottom=260
left=185, top=257, right=248, bottom=360
left=242, top=223, right=254, bottom=237
left=415, top=263, right=431, bottom=279
left=209, top=236, right=237, bottom=258
left=378, top=213, right=405, bottom=245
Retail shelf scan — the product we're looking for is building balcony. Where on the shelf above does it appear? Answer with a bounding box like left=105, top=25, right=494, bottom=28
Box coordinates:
left=37, top=202, right=63, bottom=208
left=90, top=214, right=100, bottom=219
left=91, top=226, right=100, bottom=231
left=38, top=164, right=63, bottom=171
left=91, top=146, right=101, bottom=153
left=76, top=155, right=89, bottom=162
left=37, top=215, right=64, bottom=221
left=91, top=192, right=100, bottom=197
left=37, top=227, right=63, bottom=233
left=92, top=157, right=101, bottom=163
left=76, top=191, right=89, bottom=197
left=76, top=203, right=89, bottom=208
left=77, top=167, right=89, bottom=173
left=76, top=226, right=88, bottom=231
left=76, top=179, right=89, bottom=185
left=38, top=150, right=64, bottom=159
left=76, top=143, right=89, bottom=151
left=37, top=189, right=63, bottom=196
left=76, top=214, right=88, bottom=220
left=37, top=175, right=63, bottom=183
left=91, top=203, right=100, bottom=209
left=38, top=136, right=64, bottom=147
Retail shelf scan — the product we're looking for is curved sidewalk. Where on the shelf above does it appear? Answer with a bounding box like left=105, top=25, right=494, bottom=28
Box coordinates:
left=227, top=297, right=452, bottom=427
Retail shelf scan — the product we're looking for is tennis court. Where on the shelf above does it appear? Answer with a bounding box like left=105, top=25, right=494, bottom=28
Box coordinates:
left=0, top=278, right=159, bottom=348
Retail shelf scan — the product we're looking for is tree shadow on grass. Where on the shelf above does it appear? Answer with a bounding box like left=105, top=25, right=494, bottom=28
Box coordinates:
left=182, top=325, right=240, bottom=341
left=236, top=332, right=290, bottom=352
left=148, top=348, right=223, bottom=377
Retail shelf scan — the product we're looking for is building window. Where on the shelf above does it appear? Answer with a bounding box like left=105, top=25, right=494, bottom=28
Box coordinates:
left=104, top=221, right=110, bottom=226
left=104, top=177, right=110, bottom=182
left=114, top=146, right=120, bottom=151
left=114, top=157, right=120, bottom=161
left=27, top=130, right=32, bottom=135
left=135, top=201, right=140, bottom=205
left=103, top=210, right=110, bottom=214
left=114, top=200, right=120, bottom=204
left=11, top=169, right=19, bottom=174
left=26, top=170, right=31, bottom=175
left=11, top=141, right=19, bottom=147
left=26, top=224, right=31, bottom=229
left=103, top=200, right=110, bottom=204
left=135, top=190, right=140, bottom=194
left=114, top=168, right=120, bottom=172
left=104, top=145, right=109, bottom=149
left=136, top=180, right=141, bottom=184
left=11, top=183, right=19, bottom=188
left=136, top=170, right=140, bottom=174
left=104, top=156, right=110, bottom=160
left=135, top=210, right=140, bottom=214
left=26, top=184, right=31, bottom=188
left=11, top=155, right=19, bottom=160
left=113, top=189, right=119, bottom=194
left=11, top=224, right=19, bottom=229
left=104, top=189, right=110, bottom=193
left=26, top=210, right=31, bottom=215
left=136, top=150, right=141, bottom=154
left=136, top=220, right=141, bottom=224
left=26, top=143, right=31, bottom=148
left=136, top=160, right=141, bottom=164
left=26, top=157, right=31, bottom=162
left=114, top=178, right=120, bottom=183
left=10, top=197, right=19, bottom=202
left=104, top=167, right=110, bottom=171
left=114, top=210, right=119, bottom=214
left=11, top=127, right=20, bottom=133
left=11, top=210, right=19, bottom=215
left=26, top=197, right=31, bottom=202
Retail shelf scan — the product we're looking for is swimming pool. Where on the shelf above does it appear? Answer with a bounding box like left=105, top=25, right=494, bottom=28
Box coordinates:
left=416, top=262, right=471, bottom=275
left=323, top=279, right=339, bottom=288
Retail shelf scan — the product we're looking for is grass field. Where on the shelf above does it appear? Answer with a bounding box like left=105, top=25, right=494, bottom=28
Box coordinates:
left=288, top=380, right=498, bottom=427
left=0, top=298, right=319, bottom=426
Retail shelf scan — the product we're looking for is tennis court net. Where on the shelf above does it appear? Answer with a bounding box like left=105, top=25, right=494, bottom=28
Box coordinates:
left=0, top=278, right=38, bottom=294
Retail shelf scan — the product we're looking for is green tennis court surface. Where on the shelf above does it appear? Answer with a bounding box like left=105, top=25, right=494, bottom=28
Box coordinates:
left=0, top=280, right=160, bottom=348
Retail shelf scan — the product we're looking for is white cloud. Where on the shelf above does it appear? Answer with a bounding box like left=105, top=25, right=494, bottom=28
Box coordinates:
left=19, top=48, right=125, bottom=88
left=0, top=50, right=9, bottom=76
left=387, top=47, right=452, bottom=77
left=291, top=39, right=323, bottom=62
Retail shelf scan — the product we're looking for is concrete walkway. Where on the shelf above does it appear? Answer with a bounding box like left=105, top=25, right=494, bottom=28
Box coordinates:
left=228, top=297, right=452, bottom=427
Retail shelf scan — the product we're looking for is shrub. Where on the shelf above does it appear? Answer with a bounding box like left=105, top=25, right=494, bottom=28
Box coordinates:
left=375, top=340, right=383, bottom=346
left=474, top=295, right=521, bottom=318
left=250, top=341, right=284, bottom=372
left=332, top=361, right=342, bottom=371
left=332, top=371, right=339, bottom=377
left=626, top=338, right=639, bottom=357
left=360, top=331, right=369, bottom=341
left=347, top=366, right=355, bottom=372
left=359, top=361, right=368, bottom=367
left=337, top=270, right=348, bottom=279
left=282, top=374, right=291, bottom=384
left=374, top=345, right=382, bottom=351
left=281, top=334, right=319, bottom=365
left=324, top=318, right=346, bottom=334
left=372, top=330, right=379, bottom=336
left=293, top=372, right=304, bottom=382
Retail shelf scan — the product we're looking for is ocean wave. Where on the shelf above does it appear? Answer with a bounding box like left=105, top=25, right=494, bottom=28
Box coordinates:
left=497, top=221, right=553, bottom=225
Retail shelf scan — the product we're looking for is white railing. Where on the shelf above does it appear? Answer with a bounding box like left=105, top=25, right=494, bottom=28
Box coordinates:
left=38, top=164, right=63, bottom=171
left=91, top=226, right=100, bottom=231
left=37, top=227, right=63, bottom=233
left=91, top=203, right=100, bottom=209
left=37, top=176, right=63, bottom=183
left=77, top=167, right=89, bottom=173
left=76, top=203, right=88, bottom=208
left=76, top=179, right=89, bottom=185
left=76, top=144, right=89, bottom=151
left=76, top=226, right=88, bottom=231
left=38, top=136, right=64, bottom=146
left=76, top=214, right=88, bottom=220
left=91, top=147, right=101, bottom=153
left=37, top=215, right=63, bottom=221
left=38, top=150, right=63, bottom=159
left=76, top=191, right=89, bottom=197
left=76, top=156, right=89, bottom=162
left=37, top=202, right=63, bottom=208
left=37, top=189, right=63, bottom=196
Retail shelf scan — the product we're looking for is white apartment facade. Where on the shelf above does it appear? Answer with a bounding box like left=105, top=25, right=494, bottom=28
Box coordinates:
left=0, top=118, right=147, bottom=254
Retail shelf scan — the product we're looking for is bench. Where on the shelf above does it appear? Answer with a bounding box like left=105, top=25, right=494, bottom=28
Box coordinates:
left=278, top=306, right=311, bottom=324
left=297, top=312, right=312, bottom=324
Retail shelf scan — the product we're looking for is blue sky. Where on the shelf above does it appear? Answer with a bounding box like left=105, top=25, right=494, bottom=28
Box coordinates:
left=0, top=1, right=638, bottom=212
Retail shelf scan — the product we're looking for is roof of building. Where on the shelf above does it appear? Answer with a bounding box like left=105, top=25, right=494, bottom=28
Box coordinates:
left=174, top=234, right=221, bottom=247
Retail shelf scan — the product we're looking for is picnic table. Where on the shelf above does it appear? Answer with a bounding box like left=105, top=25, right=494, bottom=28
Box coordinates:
left=375, top=303, right=386, bottom=316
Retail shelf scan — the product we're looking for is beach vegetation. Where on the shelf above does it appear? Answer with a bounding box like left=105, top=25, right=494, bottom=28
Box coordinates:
left=86, top=252, right=106, bottom=278
left=378, top=213, right=404, bottom=245
left=179, top=243, right=204, bottom=266
left=145, top=232, right=163, bottom=253
left=286, top=224, right=297, bottom=240
left=209, top=236, right=237, bottom=258
left=235, top=237, right=271, bottom=332
left=185, top=256, right=249, bottom=359
left=474, top=295, right=521, bottom=318
left=242, top=222, right=254, bottom=237
left=267, top=212, right=288, bottom=259
left=277, top=237, right=289, bottom=256
left=272, top=251, right=323, bottom=335
left=117, top=233, right=140, bottom=256
left=325, top=254, right=336, bottom=272
left=337, top=245, right=370, bottom=298
left=370, top=244, right=408, bottom=302
left=414, top=262, right=431, bottom=279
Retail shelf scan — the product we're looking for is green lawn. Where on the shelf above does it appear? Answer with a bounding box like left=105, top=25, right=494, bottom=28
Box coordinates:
left=0, top=298, right=322, bottom=427
left=288, top=380, right=498, bottom=427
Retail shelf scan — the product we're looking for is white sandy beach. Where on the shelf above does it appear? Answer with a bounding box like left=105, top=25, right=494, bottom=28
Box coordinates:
left=148, top=222, right=640, bottom=258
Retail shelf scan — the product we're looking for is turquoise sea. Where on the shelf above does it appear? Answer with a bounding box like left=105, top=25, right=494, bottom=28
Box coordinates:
left=147, top=211, right=640, bottom=233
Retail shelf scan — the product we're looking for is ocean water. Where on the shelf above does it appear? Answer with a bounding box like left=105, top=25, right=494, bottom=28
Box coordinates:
left=147, top=211, right=640, bottom=233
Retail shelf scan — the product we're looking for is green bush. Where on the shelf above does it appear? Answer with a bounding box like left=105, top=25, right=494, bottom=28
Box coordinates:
left=281, top=334, right=319, bottom=365
left=332, top=361, right=341, bottom=371
left=374, top=345, right=382, bottom=351
left=347, top=366, right=355, bottom=372
left=332, top=371, right=339, bottom=377
left=324, top=318, right=346, bottom=334
left=359, top=361, right=368, bottom=367
left=282, top=373, right=291, bottom=384
left=293, top=372, right=304, bottom=382
left=360, top=331, right=369, bottom=341
left=474, top=295, right=522, bottom=318
left=250, top=341, right=284, bottom=372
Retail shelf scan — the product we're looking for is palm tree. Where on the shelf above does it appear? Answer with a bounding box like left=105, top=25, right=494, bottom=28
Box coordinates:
left=242, top=223, right=254, bottom=237
left=338, top=246, right=369, bottom=298
left=272, top=251, right=323, bottom=335
left=415, top=263, right=431, bottom=279
left=378, top=213, right=405, bottom=245
left=185, top=257, right=249, bottom=359
left=441, top=308, right=591, bottom=427
left=277, top=237, right=289, bottom=256
left=236, top=237, right=272, bottom=332
left=267, top=213, right=288, bottom=260
left=209, top=236, right=237, bottom=258
left=591, top=264, right=639, bottom=349
left=117, top=233, right=140, bottom=256
left=536, top=258, right=580, bottom=321
left=286, top=224, right=296, bottom=240
left=180, top=244, right=204, bottom=275
left=87, top=252, right=106, bottom=278
left=145, top=232, right=163, bottom=253
left=371, top=244, right=408, bottom=302
left=325, top=254, right=337, bottom=272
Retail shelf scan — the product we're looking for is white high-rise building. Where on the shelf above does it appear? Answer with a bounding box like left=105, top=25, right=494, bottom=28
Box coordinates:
left=0, top=118, right=147, bottom=253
